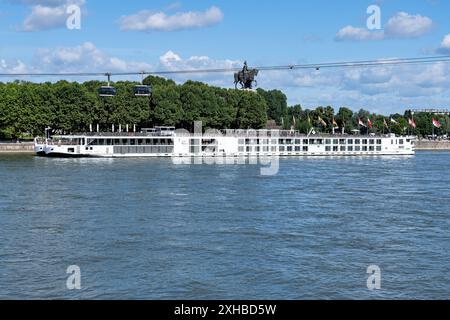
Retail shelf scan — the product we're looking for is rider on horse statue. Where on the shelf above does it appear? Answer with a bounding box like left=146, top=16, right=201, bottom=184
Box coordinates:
left=234, top=61, right=258, bottom=90
left=242, top=61, right=249, bottom=82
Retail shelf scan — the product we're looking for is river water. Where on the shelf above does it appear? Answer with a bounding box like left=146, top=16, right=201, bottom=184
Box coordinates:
left=0, top=152, right=449, bottom=299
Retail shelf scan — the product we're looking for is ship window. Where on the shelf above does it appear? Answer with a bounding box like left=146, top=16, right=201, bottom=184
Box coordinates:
left=247, top=146, right=252, bottom=152
left=303, top=139, right=308, bottom=145
left=286, top=139, right=293, bottom=145
left=333, top=139, right=338, bottom=145
left=363, top=146, right=368, bottom=151
left=68, top=148, right=75, bottom=153
left=271, top=146, right=277, bottom=152
left=263, top=146, right=269, bottom=152
left=271, top=139, right=277, bottom=145
left=325, top=139, right=331, bottom=145
left=362, top=139, right=368, bottom=145
left=369, top=139, right=375, bottom=145
left=295, top=139, right=301, bottom=145
left=303, top=146, right=309, bottom=152
left=369, top=146, right=375, bottom=151
left=333, top=146, right=338, bottom=152
left=238, top=139, right=244, bottom=145
left=238, top=146, right=244, bottom=152
left=326, top=146, right=331, bottom=152
left=295, top=146, right=301, bottom=152
left=278, top=139, right=284, bottom=145
left=317, top=139, right=323, bottom=145
left=339, top=139, right=346, bottom=145
left=287, top=146, right=293, bottom=152
left=106, top=139, right=111, bottom=145
left=355, top=139, right=361, bottom=145
left=340, top=146, right=346, bottom=152
left=98, top=139, right=105, bottom=146
left=399, top=139, right=404, bottom=145
left=348, top=139, right=353, bottom=145
left=376, top=146, right=382, bottom=151
left=355, top=146, right=361, bottom=151
left=377, top=139, right=382, bottom=145
left=348, top=146, right=353, bottom=152
left=279, top=146, right=285, bottom=152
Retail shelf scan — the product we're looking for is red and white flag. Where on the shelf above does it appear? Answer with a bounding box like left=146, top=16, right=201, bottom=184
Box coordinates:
left=408, top=118, right=416, bottom=128
left=432, top=118, right=442, bottom=128
left=367, top=119, right=373, bottom=129
left=358, top=118, right=367, bottom=127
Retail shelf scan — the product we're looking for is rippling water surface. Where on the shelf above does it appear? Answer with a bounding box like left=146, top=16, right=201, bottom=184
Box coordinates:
left=0, top=153, right=449, bottom=299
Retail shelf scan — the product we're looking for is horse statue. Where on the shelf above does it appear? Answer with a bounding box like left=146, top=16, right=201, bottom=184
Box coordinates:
left=234, top=63, right=259, bottom=90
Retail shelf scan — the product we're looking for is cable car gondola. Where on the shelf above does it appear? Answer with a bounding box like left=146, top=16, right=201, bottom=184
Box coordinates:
left=99, top=86, right=117, bottom=97
left=99, top=73, right=116, bottom=97
left=134, top=85, right=152, bottom=97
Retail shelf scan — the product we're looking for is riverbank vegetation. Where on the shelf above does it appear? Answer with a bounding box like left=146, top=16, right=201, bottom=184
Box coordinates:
left=0, top=76, right=449, bottom=139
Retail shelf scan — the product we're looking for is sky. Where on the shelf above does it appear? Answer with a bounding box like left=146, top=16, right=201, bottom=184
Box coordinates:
left=1, top=0, right=450, bottom=114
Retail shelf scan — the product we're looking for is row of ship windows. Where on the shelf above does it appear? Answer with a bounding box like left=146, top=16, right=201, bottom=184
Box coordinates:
left=113, top=146, right=175, bottom=154
left=238, top=139, right=392, bottom=145
left=237, top=146, right=384, bottom=152
left=89, top=138, right=174, bottom=146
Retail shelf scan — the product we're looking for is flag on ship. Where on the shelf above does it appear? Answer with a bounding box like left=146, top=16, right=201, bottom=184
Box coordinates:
left=432, top=118, right=442, bottom=128
left=390, top=118, right=399, bottom=125
left=383, top=118, right=389, bottom=128
left=408, top=118, right=417, bottom=128
left=358, top=118, right=367, bottom=127
left=367, top=119, right=373, bottom=129
left=332, top=118, right=339, bottom=128
left=318, top=116, right=327, bottom=127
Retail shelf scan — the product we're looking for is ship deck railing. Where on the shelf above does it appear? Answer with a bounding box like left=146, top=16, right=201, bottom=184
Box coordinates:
left=48, top=130, right=412, bottom=139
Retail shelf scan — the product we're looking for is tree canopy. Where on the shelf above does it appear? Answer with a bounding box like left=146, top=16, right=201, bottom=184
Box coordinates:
left=0, top=76, right=448, bottom=139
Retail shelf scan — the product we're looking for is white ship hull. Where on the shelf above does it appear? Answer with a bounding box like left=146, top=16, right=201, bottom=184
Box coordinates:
left=35, top=129, right=416, bottom=158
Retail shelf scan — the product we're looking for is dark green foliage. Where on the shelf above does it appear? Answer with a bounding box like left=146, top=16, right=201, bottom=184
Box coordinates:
left=0, top=76, right=268, bottom=138
left=0, top=77, right=448, bottom=139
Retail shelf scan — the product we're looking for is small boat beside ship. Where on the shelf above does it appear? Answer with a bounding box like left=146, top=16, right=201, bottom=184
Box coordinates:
left=34, top=126, right=416, bottom=158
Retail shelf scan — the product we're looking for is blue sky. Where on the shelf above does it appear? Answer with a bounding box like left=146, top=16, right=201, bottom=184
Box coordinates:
left=1, top=0, right=450, bottom=114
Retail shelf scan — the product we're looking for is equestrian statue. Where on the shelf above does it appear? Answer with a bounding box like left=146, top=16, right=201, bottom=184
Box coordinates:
left=234, top=61, right=259, bottom=90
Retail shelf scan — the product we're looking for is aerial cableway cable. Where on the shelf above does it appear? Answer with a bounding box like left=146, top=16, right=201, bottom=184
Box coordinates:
left=1, top=55, right=450, bottom=78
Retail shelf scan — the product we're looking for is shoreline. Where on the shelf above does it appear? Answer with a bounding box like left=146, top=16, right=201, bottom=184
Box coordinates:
left=1, top=141, right=450, bottom=154
left=0, top=143, right=34, bottom=154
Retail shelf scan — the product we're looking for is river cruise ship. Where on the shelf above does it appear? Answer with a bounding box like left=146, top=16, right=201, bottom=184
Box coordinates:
left=34, top=126, right=415, bottom=158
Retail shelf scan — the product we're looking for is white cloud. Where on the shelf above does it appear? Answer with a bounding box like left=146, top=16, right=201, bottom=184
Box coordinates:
left=18, top=0, right=85, bottom=32
left=119, top=6, right=224, bottom=32
left=336, top=26, right=384, bottom=41
left=336, top=12, right=433, bottom=41
left=0, top=59, right=28, bottom=74
left=437, top=34, right=450, bottom=54
left=32, top=42, right=152, bottom=72
left=384, top=12, right=433, bottom=38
